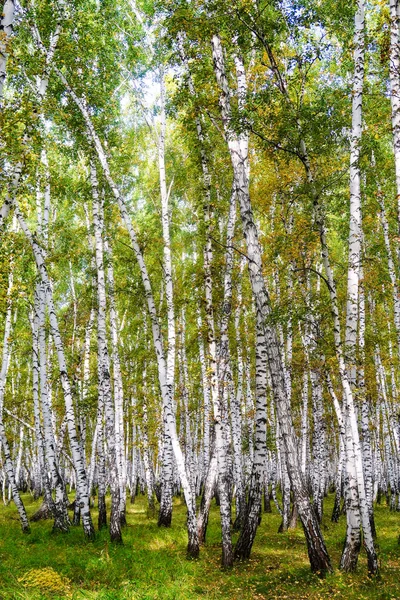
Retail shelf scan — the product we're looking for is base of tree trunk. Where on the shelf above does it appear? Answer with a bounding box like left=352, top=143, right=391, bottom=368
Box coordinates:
left=340, top=536, right=361, bottom=572
left=366, top=546, right=379, bottom=576
left=288, top=504, right=298, bottom=529
left=234, top=519, right=257, bottom=561
left=331, top=493, right=342, bottom=522
left=31, top=500, right=53, bottom=522
left=98, top=495, right=107, bottom=530
left=110, top=528, right=123, bottom=544
left=158, top=508, right=172, bottom=527
left=52, top=515, right=70, bottom=533
left=263, top=490, right=272, bottom=513
left=186, top=538, right=200, bottom=559
left=72, top=504, right=80, bottom=526
left=82, top=514, right=96, bottom=540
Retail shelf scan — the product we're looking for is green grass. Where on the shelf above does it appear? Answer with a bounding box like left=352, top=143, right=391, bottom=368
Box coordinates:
left=0, top=493, right=399, bottom=599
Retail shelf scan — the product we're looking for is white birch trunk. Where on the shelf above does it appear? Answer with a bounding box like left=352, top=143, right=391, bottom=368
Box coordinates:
left=235, top=311, right=268, bottom=558
left=53, top=68, right=199, bottom=556
left=389, top=0, right=400, bottom=227
left=0, top=0, right=14, bottom=101
left=211, top=33, right=332, bottom=574
left=0, top=272, right=30, bottom=532
left=13, top=202, right=95, bottom=539
left=91, top=163, right=122, bottom=543
left=340, top=0, right=378, bottom=573
left=104, top=239, right=127, bottom=526
left=157, top=72, right=175, bottom=527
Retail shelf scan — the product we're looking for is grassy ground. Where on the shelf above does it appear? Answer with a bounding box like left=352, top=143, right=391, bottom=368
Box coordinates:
left=0, top=493, right=399, bottom=599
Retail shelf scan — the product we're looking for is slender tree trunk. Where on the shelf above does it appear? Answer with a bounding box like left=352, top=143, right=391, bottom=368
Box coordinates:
left=340, top=0, right=378, bottom=573
left=211, top=33, right=332, bottom=575
left=0, top=272, right=30, bottom=533
left=203, top=194, right=233, bottom=568
left=55, top=70, right=199, bottom=557
left=235, top=311, right=268, bottom=559
left=157, top=74, right=175, bottom=527
left=91, top=163, right=122, bottom=544
left=13, top=202, right=95, bottom=540
left=197, top=445, right=217, bottom=544
left=104, top=239, right=127, bottom=527
left=0, top=0, right=15, bottom=102
left=389, top=0, right=400, bottom=234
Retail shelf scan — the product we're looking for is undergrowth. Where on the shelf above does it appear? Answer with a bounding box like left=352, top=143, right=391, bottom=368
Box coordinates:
left=0, top=493, right=398, bottom=599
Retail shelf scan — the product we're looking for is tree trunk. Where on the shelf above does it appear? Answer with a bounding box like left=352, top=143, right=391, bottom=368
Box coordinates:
left=211, top=33, right=332, bottom=576
left=91, top=163, right=122, bottom=544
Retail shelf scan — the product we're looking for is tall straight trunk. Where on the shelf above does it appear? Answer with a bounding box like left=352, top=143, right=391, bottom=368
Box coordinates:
left=96, top=400, right=107, bottom=530
left=36, top=282, right=70, bottom=532
left=211, top=33, right=332, bottom=575
left=104, top=239, right=127, bottom=526
left=55, top=68, right=199, bottom=557
left=141, top=366, right=156, bottom=517
left=158, top=72, right=175, bottom=527
left=197, top=313, right=211, bottom=489
left=82, top=309, right=95, bottom=494
left=310, top=368, right=326, bottom=523
left=179, top=312, right=196, bottom=496
left=31, top=311, right=54, bottom=519
left=389, top=0, right=400, bottom=231
left=35, top=150, right=69, bottom=532
left=203, top=194, right=233, bottom=568
left=358, top=262, right=375, bottom=534
left=15, top=424, right=24, bottom=489
left=13, top=202, right=95, bottom=540
left=0, top=0, right=15, bottom=102
left=91, top=163, right=122, bottom=544
left=235, top=311, right=268, bottom=559
left=218, top=190, right=244, bottom=531
left=340, top=0, right=378, bottom=574
left=0, top=271, right=30, bottom=533
left=130, top=396, right=138, bottom=504
left=300, top=369, right=309, bottom=476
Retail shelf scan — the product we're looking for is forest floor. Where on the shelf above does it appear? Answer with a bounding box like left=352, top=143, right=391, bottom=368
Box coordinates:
left=0, top=493, right=399, bottom=599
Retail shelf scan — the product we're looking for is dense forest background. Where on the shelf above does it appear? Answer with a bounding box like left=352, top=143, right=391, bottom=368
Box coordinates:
left=1, top=0, right=400, bottom=596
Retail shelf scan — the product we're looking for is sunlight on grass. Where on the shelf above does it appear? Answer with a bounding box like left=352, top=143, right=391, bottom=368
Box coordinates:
left=0, top=494, right=398, bottom=598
